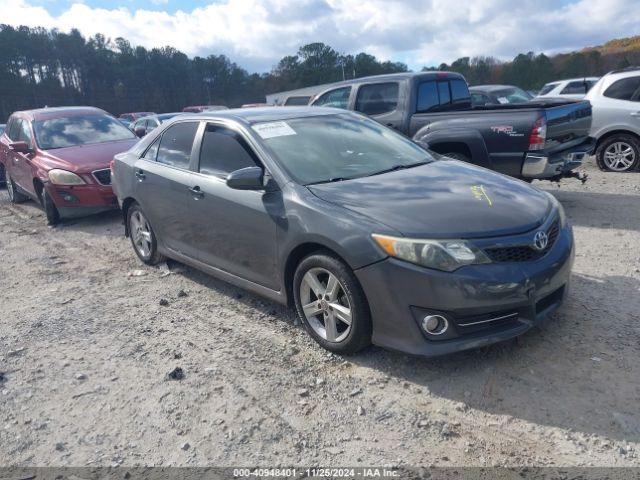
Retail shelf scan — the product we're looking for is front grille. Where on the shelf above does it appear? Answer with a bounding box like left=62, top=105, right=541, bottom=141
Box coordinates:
left=92, top=169, right=112, bottom=185
left=454, top=309, right=520, bottom=335
left=484, top=220, right=559, bottom=263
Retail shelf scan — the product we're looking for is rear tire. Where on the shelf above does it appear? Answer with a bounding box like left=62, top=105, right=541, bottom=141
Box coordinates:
left=6, top=173, right=28, bottom=204
left=127, top=203, right=166, bottom=265
left=0, top=163, right=6, bottom=186
left=293, top=252, right=371, bottom=355
left=41, top=188, right=60, bottom=226
left=596, top=134, right=639, bottom=172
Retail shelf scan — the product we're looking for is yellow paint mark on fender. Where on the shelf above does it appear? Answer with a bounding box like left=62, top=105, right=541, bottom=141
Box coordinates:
left=471, top=185, right=493, bottom=206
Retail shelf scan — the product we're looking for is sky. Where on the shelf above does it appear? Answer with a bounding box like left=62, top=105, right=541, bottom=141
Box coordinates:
left=1, top=0, right=639, bottom=72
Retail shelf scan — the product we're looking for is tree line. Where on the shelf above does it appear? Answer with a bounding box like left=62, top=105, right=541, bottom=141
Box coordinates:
left=1, top=24, right=639, bottom=121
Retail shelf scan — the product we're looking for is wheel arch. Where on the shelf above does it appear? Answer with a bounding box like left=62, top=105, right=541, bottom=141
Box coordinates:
left=595, top=129, right=640, bottom=150
left=121, top=197, right=138, bottom=237
left=283, top=242, right=351, bottom=307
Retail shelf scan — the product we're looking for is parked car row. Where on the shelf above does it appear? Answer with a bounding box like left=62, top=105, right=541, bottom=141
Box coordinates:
left=0, top=67, right=637, bottom=358
left=111, top=106, right=574, bottom=357
left=0, top=97, right=576, bottom=358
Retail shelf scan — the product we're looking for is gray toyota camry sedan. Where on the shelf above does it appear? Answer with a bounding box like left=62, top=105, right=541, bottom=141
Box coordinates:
left=112, top=107, right=574, bottom=357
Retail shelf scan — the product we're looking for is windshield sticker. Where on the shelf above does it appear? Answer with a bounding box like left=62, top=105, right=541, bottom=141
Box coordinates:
left=497, top=97, right=509, bottom=104
left=471, top=185, right=493, bottom=206
left=252, top=121, right=297, bottom=139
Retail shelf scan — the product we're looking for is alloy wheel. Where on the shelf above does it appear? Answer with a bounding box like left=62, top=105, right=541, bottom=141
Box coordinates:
left=299, top=267, right=352, bottom=343
left=603, top=142, right=636, bottom=171
left=130, top=210, right=152, bottom=258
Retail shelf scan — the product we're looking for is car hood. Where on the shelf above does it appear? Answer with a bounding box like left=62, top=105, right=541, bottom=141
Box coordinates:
left=307, top=161, right=552, bottom=239
left=40, top=139, right=138, bottom=173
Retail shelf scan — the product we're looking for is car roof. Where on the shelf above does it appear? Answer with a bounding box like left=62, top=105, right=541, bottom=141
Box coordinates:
left=12, top=106, right=109, bottom=121
left=174, top=106, right=349, bottom=125
left=470, top=84, right=522, bottom=92
left=546, top=77, right=599, bottom=84
left=310, top=71, right=465, bottom=91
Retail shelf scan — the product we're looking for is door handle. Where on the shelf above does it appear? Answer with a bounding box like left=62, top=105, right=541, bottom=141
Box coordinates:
left=135, top=169, right=146, bottom=181
left=188, top=186, right=204, bottom=198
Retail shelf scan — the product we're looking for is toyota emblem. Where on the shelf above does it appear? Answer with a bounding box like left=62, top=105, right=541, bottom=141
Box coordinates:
left=532, top=231, right=549, bottom=251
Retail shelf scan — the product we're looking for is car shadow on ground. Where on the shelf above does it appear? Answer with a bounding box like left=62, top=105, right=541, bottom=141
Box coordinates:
left=347, top=270, right=640, bottom=444
left=167, top=257, right=640, bottom=445
left=543, top=187, right=640, bottom=231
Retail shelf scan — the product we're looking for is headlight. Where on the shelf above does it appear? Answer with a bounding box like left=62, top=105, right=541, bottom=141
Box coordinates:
left=48, top=169, right=86, bottom=186
left=545, top=192, right=566, bottom=227
left=372, top=234, right=491, bottom=272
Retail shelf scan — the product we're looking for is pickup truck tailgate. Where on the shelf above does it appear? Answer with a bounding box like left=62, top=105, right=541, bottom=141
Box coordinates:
left=543, top=100, right=592, bottom=154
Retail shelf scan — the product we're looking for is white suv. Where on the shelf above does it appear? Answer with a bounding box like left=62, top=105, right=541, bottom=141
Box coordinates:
left=535, top=77, right=600, bottom=100
left=585, top=68, right=640, bottom=172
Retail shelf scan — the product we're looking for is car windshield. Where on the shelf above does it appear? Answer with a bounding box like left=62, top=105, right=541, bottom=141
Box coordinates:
left=254, top=113, right=434, bottom=185
left=34, top=114, right=136, bottom=150
left=493, top=87, right=532, bottom=104
left=538, top=83, right=559, bottom=95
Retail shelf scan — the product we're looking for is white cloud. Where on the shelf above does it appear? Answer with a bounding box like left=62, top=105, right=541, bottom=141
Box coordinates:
left=0, top=0, right=638, bottom=71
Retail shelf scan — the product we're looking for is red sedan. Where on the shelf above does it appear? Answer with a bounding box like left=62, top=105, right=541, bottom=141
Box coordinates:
left=0, top=106, right=138, bottom=225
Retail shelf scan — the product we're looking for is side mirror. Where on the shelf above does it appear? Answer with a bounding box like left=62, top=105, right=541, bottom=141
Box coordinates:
left=226, top=166, right=264, bottom=190
left=9, top=141, right=31, bottom=153
left=134, top=126, right=146, bottom=138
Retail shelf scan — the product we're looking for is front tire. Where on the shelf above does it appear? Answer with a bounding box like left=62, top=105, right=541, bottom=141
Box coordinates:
left=293, top=252, right=371, bottom=354
left=41, top=188, right=60, bottom=226
left=127, top=203, right=166, bottom=265
left=596, top=134, right=639, bottom=172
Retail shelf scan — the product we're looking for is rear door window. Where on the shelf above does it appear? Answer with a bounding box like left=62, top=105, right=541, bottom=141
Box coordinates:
left=451, top=79, right=470, bottom=104
left=312, top=87, right=351, bottom=109
left=603, top=76, right=640, bottom=101
left=417, top=82, right=439, bottom=112
left=417, top=79, right=468, bottom=112
left=198, top=125, right=258, bottom=177
left=156, top=121, right=199, bottom=169
left=471, top=93, right=490, bottom=106
left=560, top=81, right=589, bottom=95
left=284, top=96, right=311, bottom=106
left=438, top=81, right=451, bottom=105
left=355, top=83, right=399, bottom=115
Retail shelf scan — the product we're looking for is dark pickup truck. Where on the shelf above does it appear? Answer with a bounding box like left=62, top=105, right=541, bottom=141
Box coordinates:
left=309, top=71, right=594, bottom=181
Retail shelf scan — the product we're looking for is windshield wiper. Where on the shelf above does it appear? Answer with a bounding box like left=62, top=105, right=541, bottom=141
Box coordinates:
left=365, top=161, right=428, bottom=178
left=305, top=177, right=351, bottom=186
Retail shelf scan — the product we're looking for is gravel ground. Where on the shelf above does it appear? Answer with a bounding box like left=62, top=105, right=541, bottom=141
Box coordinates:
left=0, top=158, right=638, bottom=468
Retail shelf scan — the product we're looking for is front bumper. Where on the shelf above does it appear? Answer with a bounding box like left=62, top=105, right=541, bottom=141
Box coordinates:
left=522, top=138, right=595, bottom=179
left=355, top=224, right=574, bottom=357
left=45, top=182, right=118, bottom=218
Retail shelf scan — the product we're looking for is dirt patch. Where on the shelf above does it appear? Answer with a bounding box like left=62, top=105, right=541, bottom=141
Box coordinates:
left=0, top=158, right=638, bottom=467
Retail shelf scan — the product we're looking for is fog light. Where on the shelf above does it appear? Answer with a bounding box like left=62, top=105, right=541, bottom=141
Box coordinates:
left=422, top=314, right=449, bottom=335
left=58, top=191, right=78, bottom=203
